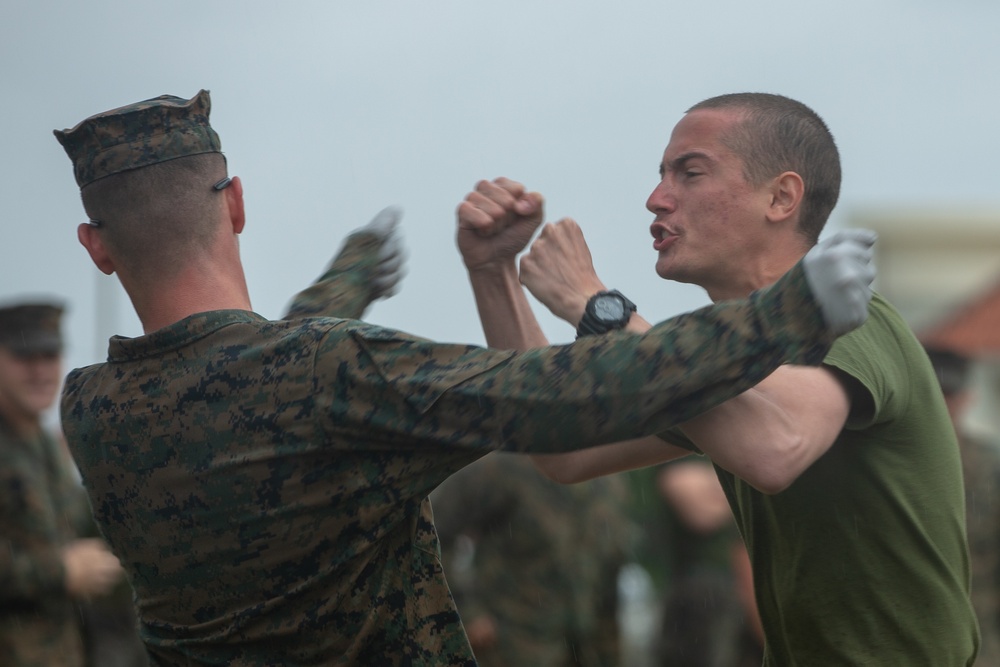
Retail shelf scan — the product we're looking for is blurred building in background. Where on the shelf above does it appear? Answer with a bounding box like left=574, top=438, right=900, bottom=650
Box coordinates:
left=850, top=209, right=1000, bottom=433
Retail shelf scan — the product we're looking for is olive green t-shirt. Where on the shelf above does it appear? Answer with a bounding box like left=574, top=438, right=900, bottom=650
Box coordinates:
left=717, top=294, right=979, bottom=666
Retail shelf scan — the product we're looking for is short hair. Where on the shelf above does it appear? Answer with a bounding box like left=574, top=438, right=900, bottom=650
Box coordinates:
left=688, top=93, right=841, bottom=245
left=80, top=153, right=228, bottom=283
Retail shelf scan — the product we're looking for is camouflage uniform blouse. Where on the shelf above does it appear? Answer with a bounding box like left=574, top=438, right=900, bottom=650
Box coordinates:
left=60, top=260, right=833, bottom=666
left=0, top=419, right=90, bottom=667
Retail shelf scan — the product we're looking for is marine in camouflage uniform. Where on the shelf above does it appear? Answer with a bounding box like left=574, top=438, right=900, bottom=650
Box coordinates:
left=926, top=345, right=1000, bottom=667
left=431, top=453, right=634, bottom=667
left=0, top=303, right=110, bottom=666
left=54, top=90, right=860, bottom=666
left=0, top=425, right=90, bottom=667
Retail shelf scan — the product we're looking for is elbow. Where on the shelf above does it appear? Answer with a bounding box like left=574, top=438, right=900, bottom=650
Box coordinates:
left=750, top=472, right=795, bottom=496
left=529, top=454, right=588, bottom=485
left=741, top=434, right=808, bottom=495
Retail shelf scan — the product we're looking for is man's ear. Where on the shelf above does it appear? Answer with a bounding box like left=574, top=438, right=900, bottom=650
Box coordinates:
left=225, top=176, right=245, bottom=234
left=766, top=171, right=804, bottom=223
left=77, top=223, right=116, bottom=275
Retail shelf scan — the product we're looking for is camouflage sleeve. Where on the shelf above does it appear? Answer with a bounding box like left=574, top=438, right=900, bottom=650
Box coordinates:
left=0, top=443, right=69, bottom=602
left=319, top=258, right=835, bottom=454
left=282, top=231, right=384, bottom=321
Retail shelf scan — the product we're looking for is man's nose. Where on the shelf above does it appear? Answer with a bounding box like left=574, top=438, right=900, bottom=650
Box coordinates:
left=646, top=180, right=675, bottom=214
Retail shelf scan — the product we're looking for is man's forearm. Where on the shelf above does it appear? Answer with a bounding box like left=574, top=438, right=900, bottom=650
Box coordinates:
left=433, top=260, right=839, bottom=453
left=467, top=262, right=549, bottom=350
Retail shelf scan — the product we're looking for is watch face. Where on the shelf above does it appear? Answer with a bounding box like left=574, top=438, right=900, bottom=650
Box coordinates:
left=594, top=295, right=625, bottom=320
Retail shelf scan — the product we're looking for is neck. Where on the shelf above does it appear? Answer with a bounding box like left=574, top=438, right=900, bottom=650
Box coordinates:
left=137, top=280, right=252, bottom=334
left=124, top=253, right=253, bottom=334
left=705, top=251, right=805, bottom=303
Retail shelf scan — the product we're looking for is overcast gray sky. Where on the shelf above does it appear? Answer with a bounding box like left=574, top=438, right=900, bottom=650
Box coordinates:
left=2, top=0, right=998, bottom=386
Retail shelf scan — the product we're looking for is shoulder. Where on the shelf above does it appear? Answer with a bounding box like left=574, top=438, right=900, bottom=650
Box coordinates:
left=60, top=363, right=106, bottom=415
left=824, top=294, right=913, bottom=371
left=821, top=294, right=926, bottom=427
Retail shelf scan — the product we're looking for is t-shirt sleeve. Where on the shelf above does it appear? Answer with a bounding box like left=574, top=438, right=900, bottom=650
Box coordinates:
left=819, top=299, right=907, bottom=431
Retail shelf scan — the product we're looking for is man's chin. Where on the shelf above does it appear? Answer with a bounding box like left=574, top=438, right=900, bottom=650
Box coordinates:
left=26, top=394, right=58, bottom=415
left=654, top=258, right=672, bottom=280
left=655, top=263, right=703, bottom=289
left=655, top=260, right=684, bottom=282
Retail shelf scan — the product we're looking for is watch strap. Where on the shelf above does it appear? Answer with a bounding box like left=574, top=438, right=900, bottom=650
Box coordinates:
left=576, top=290, right=637, bottom=338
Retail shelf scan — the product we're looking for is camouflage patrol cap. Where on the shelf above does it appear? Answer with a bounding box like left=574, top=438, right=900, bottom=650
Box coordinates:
left=53, top=89, right=222, bottom=188
left=0, top=302, right=64, bottom=355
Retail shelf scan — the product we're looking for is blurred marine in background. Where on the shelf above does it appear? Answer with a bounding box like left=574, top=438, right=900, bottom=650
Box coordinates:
left=925, top=344, right=1000, bottom=667
left=0, top=301, right=134, bottom=666
left=432, top=453, right=633, bottom=666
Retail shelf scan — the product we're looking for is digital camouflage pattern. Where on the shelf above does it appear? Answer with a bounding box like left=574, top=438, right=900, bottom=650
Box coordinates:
left=0, top=420, right=91, bottom=667
left=284, top=229, right=394, bottom=322
left=960, top=431, right=1000, bottom=667
left=60, top=259, right=838, bottom=666
left=53, top=90, right=221, bottom=188
left=432, top=453, right=633, bottom=667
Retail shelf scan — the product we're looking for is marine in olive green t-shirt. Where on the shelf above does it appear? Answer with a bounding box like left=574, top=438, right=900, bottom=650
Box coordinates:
left=717, top=294, right=979, bottom=666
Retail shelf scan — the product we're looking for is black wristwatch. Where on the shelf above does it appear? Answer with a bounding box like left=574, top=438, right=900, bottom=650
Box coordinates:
left=576, top=290, right=637, bottom=338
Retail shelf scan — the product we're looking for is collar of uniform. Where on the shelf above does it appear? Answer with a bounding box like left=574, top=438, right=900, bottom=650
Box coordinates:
left=107, top=310, right=267, bottom=362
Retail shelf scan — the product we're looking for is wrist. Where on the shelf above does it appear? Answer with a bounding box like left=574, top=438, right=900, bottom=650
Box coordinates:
left=576, top=290, right=637, bottom=338
left=465, top=257, right=517, bottom=280
left=556, top=279, right=608, bottom=324
left=468, top=261, right=523, bottom=307
left=559, top=293, right=591, bottom=326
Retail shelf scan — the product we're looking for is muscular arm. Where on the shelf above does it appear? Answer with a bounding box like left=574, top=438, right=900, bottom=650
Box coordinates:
left=513, top=215, right=874, bottom=484
left=529, top=296, right=854, bottom=489
left=527, top=354, right=852, bottom=492
left=531, top=436, right=689, bottom=483
left=676, top=364, right=852, bottom=494
left=450, top=181, right=873, bottom=470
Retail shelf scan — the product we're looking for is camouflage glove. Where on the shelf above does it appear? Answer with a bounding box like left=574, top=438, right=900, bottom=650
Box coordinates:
left=802, top=228, right=877, bottom=335
left=283, top=207, right=407, bottom=321
left=360, top=206, right=406, bottom=300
